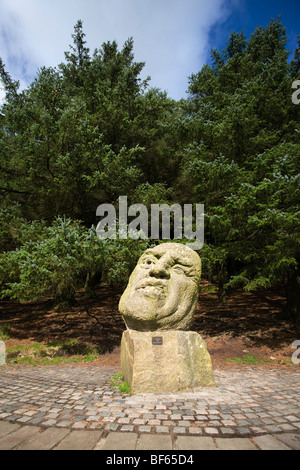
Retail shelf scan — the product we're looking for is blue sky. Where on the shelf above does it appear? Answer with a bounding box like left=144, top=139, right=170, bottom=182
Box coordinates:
left=0, top=0, right=299, bottom=102
left=209, top=0, right=299, bottom=60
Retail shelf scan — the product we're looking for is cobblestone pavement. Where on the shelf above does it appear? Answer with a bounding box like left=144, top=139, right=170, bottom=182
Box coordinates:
left=0, top=364, right=299, bottom=450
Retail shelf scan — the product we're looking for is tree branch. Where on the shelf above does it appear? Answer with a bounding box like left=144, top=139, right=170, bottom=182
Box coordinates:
left=0, top=187, right=31, bottom=195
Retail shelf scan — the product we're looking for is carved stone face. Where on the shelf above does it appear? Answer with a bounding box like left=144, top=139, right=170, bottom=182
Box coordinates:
left=119, top=243, right=201, bottom=331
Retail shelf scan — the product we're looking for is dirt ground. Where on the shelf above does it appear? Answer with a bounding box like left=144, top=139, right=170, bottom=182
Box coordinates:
left=1, top=281, right=299, bottom=370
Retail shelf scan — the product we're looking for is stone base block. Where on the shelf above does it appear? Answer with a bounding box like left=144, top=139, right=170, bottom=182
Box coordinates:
left=121, top=329, right=215, bottom=394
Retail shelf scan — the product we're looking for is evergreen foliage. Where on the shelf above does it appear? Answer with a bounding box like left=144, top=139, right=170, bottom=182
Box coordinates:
left=0, top=19, right=299, bottom=321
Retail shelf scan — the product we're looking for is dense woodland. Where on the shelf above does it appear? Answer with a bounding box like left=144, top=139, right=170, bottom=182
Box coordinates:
left=0, top=19, right=299, bottom=322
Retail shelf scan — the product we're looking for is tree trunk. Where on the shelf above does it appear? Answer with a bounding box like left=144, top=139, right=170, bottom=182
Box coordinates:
left=84, top=271, right=102, bottom=298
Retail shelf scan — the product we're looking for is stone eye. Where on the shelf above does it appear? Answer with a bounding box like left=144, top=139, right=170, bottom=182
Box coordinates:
left=173, top=265, right=185, bottom=274
left=141, top=258, right=154, bottom=267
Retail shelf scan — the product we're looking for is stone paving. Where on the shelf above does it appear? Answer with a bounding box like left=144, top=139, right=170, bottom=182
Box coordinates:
left=0, top=364, right=300, bottom=450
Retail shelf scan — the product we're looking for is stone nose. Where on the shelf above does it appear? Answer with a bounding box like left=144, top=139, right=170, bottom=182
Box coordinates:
left=149, top=257, right=171, bottom=279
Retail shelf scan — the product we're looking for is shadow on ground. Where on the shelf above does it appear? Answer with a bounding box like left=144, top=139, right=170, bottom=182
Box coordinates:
left=1, top=282, right=299, bottom=367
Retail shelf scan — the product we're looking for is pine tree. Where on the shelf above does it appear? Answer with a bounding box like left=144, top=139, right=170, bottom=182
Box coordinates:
left=183, top=18, right=300, bottom=321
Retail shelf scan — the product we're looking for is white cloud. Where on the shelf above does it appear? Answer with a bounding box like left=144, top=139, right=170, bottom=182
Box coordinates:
left=0, top=84, right=5, bottom=105
left=0, top=0, right=239, bottom=100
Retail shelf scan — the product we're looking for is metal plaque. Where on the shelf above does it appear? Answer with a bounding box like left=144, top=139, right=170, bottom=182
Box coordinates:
left=152, top=336, right=163, bottom=346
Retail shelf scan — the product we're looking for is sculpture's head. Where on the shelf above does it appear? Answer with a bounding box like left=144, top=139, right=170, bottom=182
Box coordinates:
left=119, top=243, right=201, bottom=331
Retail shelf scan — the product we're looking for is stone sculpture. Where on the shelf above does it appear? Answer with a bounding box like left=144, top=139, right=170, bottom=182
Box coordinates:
left=119, top=243, right=215, bottom=393
left=119, top=243, right=201, bottom=331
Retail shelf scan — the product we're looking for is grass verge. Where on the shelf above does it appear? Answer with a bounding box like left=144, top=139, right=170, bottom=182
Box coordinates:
left=0, top=323, right=12, bottom=341
left=225, top=354, right=271, bottom=365
left=6, top=339, right=100, bottom=365
left=110, top=372, right=131, bottom=394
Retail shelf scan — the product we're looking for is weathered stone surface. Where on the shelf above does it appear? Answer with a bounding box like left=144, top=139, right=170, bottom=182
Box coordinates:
left=137, top=434, right=173, bottom=450
left=119, top=243, right=201, bottom=331
left=53, top=429, right=102, bottom=450
left=252, top=434, right=291, bottom=450
left=215, top=437, right=257, bottom=450
left=17, top=427, right=70, bottom=450
left=275, top=433, right=300, bottom=450
left=118, top=244, right=212, bottom=393
left=100, top=432, right=138, bottom=450
left=0, top=425, right=40, bottom=450
left=0, top=341, right=5, bottom=365
left=176, top=436, right=217, bottom=450
left=0, top=421, right=20, bottom=439
left=121, top=329, right=215, bottom=393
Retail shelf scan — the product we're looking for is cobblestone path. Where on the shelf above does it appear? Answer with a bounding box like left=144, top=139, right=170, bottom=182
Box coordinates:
left=0, top=364, right=299, bottom=449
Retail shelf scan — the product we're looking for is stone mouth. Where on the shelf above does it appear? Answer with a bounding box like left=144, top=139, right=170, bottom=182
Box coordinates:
left=136, top=279, right=167, bottom=297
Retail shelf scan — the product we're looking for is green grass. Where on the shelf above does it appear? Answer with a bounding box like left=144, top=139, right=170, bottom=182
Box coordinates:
left=0, top=323, right=12, bottom=341
left=110, top=372, right=131, bottom=394
left=199, top=284, right=218, bottom=294
left=6, top=340, right=99, bottom=365
left=225, top=354, right=271, bottom=365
